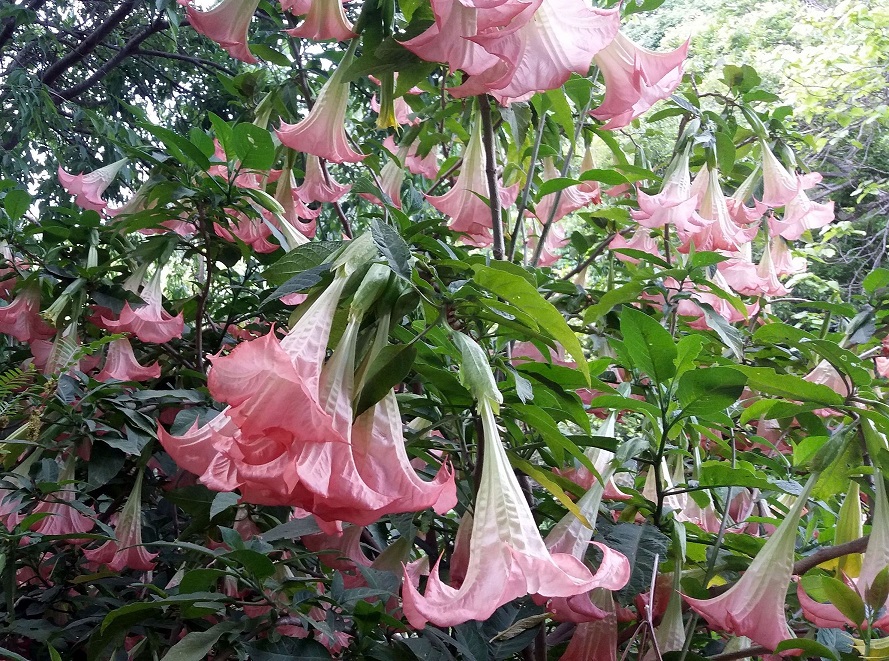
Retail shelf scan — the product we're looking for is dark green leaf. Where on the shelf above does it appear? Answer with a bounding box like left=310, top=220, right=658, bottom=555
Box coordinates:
left=731, top=366, right=845, bottom=406
left=676, top=367, right=746, bottom=416
left=371, top=219, right=412, bottom=279
left=620, top=307, right=676, bottom=384
left=354, top=344, right=418, bottom=416
left=161, top=622, right=240, bottom=661
left=3, top=189, right=30, bottom=221
left=232, top=123, right=276, bottom=171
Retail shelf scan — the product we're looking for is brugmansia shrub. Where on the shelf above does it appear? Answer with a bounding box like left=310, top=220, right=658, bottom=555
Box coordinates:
left=0, top=0, right=887, bottom=659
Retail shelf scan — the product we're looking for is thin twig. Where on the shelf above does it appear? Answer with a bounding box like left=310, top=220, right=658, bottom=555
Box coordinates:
left=507, top=109, right=547, bottom=261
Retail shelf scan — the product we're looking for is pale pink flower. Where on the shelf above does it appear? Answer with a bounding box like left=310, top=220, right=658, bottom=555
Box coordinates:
left=400, top=0, right=508, bottom=76
left=401, top=395, right=600, bottom=628
left=726, top=168, right=767, bottom=227
left=383, top=135, right=439, bottom=180
left=767, top=185, right=835, bottom=241
left=561, top=589, right=619, bottom=661
left=427, top=117, right=519, bottom=246
left=753, top=238, right=790, bottom=297
left=214, top=210, right=279, bottom=253
left=277, top=48, right=366, bottom=164
left=610, top=229, right=662, bottom=264
left=271, top=170, right=319, bottom=239
left=31, top=459, right=95, bottom=543
left=57, top=159, right=127, bottom=214
left=631, top=147, right=703, bottom=235
left=759, top=141, right=800, bottom=208
left=83, top=472, right=156, bottom=572
left=454, top=0, right=619, bottom=103
left=96, top=337, right=161, bottom=382
left=591, top=32, right=689, bottom=130
left=529, top=217, right=569, bottom=267
left=684, top=475, right=816, bottom=651
left=369, top=75, right=421, bottom=126
left=181, top=0, right=260, bottom=63
left=769, top=237, right=807, bottom=277
left=285, top=0, right=356, bottom=42
left=102, top=270, right=184, bottom=344
left=297, top=155, right=351, bottom=204
left=681, top=167, right=758, bottom=253
left=0, top=283, right=55, bottom=342
left=359, top=147, right=407, bottom=209
left=803, top=359, right=849, bottom=398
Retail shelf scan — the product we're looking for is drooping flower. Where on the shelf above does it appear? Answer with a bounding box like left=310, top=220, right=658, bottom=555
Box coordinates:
left=401, top=336, right=600, bottom=628
left=631, top=146, right=703, bottom=235
left=277, top=44, right=366, bottom=164
left=83, top=471, right=157, bottom=572
left=591, top=32, right=689, bottom=130
left=681, top=167, right=759, bottom=253
left=0, top=283, right=55, bottom=342
left=803, top=359, right=849, bottom=398
left=427, top=116, right=519, bottom=246
left=400, top=0, right=508, bottom=77
left=96, top=337, right=161, bottom=382
left=454, top=0, right=620, bottom=103
left=759, top=141, right=800, bottom=209
left=57, top=159, right=128, bottom=214
left=215, top=209, right=280, bottom=253
left=285, top=0, right=356, bottom=42
left=539, top=462, right=631, bottom=622
left=610, top=229, right=662, bottom=264
left=30, top=457, right=96, bottom=543
left=383, top=135, right=439, bottom=180
left=769, top=237, right=807, bottom=277
left=180, top=0, right=261, bottom=63
left=102, top=269, right=184, bottom=344
left=271, top=170, right=319, bottom=239
left=767, top=181, right=835, bottom=241
left=370, top=75, right=421, bottom=127
left=533, top=157, right=599, bottom=225
left=726, top=167, right=767, bottom=226
left=359, top=147, right=408, bottom=209
left=561, top=589, right=619, bottom=661
left=297, top=155, right=351, bottom=204
left=684, top=474, right=817, bottom=651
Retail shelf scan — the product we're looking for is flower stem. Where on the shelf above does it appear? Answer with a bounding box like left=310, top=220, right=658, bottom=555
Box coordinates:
left=478, top=94, right=504, bottom=260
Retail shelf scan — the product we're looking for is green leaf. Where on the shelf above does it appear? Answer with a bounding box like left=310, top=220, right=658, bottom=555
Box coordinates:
left=774, top=638, right=839, bottom=661
left=224, top=549, right=275, bottom=579
left=622, top=0, right=667, bottom=17
left=715, top=131, right=736, bottom=172
left=676, top=367, right=746, bottom=416
left=142, top=123, right=211, bottom=170
left=354, top=344, right=418, bottom=416
left=209, top=492, right=240, bottom=519
left=698, top=462, right=776, bottom=491
left=674, top=335, right=704, bottom=378
left=821, top=576, right=866, bottom=626
left=208, top=112, right=235, bottom=160
left=620, top=307, right=676, bottom=384
left=259, top=517, right=321, bottom=542
left=578, top=169, right=630, bottom=186
left=511, top=403, right=594, bottom=472
left=250, top=43, right=290, bottom=66
left=731, top=366, right=845, bottom=406
left=232, top=123, right=276, bottom=171
left=3, top=189, right=30, bottom=221
left=161, top=622, right=240, bottom=661
left=473, top=265, right=589, bottom=382
left=262, top=241, right=343, bottom=286
left=863, top=268, right=889, bottom=295
left=700, top=303, right=745, bottom=361
left=536, top=177, right=582, bottom=198
left=867, top=567, right=889, bottom=611
left=265, top=264, right=330, bottom=303
left=584, top=282, right=644, bottom=323
left=370, top=219, right=412, bottom=279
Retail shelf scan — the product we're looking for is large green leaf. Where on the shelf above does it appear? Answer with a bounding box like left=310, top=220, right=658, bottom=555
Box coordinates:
left=730, top=366, right=845, bottom=406
left=473, top=265, right=589, bottom=382
left=676, top=367, right=746, bottom=416
left=620, top=307, right=676, bottom=385
left=161, top=622, right=240, bottom=661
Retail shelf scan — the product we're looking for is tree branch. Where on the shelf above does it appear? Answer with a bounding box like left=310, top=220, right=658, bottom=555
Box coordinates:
left=478, top=94, right=504, bottom=260
left=40, top=0, right=138, bottom=88
left=0, top=0, right=49, bottom=52
left=133, top=48, right=236, bottom=76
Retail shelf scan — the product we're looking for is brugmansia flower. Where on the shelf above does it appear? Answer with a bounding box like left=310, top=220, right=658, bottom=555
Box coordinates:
left=297, top=155, right=351, bottom=204
left=681, top=166, right=758, bottom=253
left=456, top=0, right=620, bottom=103
left=96, top=337, right=161, bottom=382
left=759, top=141, right=800, bottom=208
left=0, top=283, right=55, bottom=342
left=684, top=474, right=817, bottom=651
left=285, top=0, right=356, bottom=42
left=383, top=136, right=439, bottom=180
left=180, top=0, right=261, bottom=63
left=30, top=457, right=96, bottom=542
left=591, top=32, right=689, bottom=130
left=631, top=146, right=702, bottom=235
left=277, top=43, right=366, bottom=164
left=427, top=116, right=518, bottom=246
left=561, top=589, right=619, bottom=661
left=83, top=471, right=157, bottom=572
left=401, top=335, right=599, bottom=628
left=102, top=269, right=184, bottom=344
left=57, top=158, right=127, bottom=214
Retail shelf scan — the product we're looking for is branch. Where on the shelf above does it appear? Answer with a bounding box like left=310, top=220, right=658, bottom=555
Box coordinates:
left=0, top=0, right=49, bottom=52
left=792, top=534, right=870, bottom=576
left=133, top=48, right=236, bottom=76
left=40, top=0, right=138, bottom=88
left=53, top=17, right=170, bottom=102
left=478, top=94, right=504, bottom=260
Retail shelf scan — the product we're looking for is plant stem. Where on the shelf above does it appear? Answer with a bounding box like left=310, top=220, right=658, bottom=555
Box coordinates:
left=478, top=94, right=504, bottom=260
left=507, top=109, right=547, bottom=261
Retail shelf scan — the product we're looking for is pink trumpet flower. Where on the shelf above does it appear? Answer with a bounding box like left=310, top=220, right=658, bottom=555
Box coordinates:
left=684, top=474, right=817, bottom=652
left=272, top=170, right=319, bottom=239
left=681, top=167, right=758, bottom=253
left=383, top=136, right=439, bottom=180
left=277, top=46, right=366, bottom=164
left=30, top=457, right=96, bottom=543
left=769, top=237, right=807, bottom=277
left=359, top=147, right=407, bottom=209
left=591, top=32, right=689, bottom=130
left=400, top=0, right=508, bottom=78
left=102, top=269, right=184, bottom=344
left=427, top=117, right=518, bottom=246
left=285, top=0, right=356, bottom=42
left=57, top=158, right=127, bottom=214
left=610, top=229, right=662, bottom=264
left=215, top=210, right=279, bottom=253
left=297, top=155, right=351, bottom=204
left=96, top=337, right=161, bottom=382
left=280, top=0, right=311, bottom=14
left=759, top=141, right=800, bottom=208
left=561, top=589, right=620, bottom=661
left=767, top=180, right=835, bottom=241
left=401, top=390, right=600, bottom=628
left=454, top=0, right=619, bottom=103
left=534, top=158, right=599, bottom=225
left=631, top=146, right=703, bottom=235
left=180, top=0, right=261, bottom=63
left=539, top=463, right=631, bottom=622
left=83, top=472, right=156, bottom=572
left=0, top=283, right=55, bottom=342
